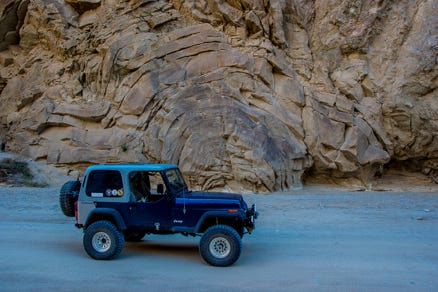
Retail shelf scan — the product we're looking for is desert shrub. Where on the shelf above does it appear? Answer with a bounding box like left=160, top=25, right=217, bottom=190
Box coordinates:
left=0, top=158, right=47, bottom=187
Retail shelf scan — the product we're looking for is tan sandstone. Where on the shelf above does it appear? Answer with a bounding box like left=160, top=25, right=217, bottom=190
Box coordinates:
left=0, top=0, right=436, bottom=192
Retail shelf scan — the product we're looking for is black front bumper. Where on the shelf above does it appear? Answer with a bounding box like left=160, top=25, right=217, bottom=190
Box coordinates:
left=244, top=204, right=258, bottom=234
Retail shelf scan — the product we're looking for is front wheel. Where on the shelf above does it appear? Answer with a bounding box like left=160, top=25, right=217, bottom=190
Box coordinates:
left=83, top=221, right=125, bottom=260
left=199, top=225, right=242, bottom=267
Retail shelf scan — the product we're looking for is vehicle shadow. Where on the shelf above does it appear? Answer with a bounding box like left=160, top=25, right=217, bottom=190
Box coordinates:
left=123, top=238, right=200, bottom=263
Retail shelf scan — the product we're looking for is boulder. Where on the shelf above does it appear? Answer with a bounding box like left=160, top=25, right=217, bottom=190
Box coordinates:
left=0, top=0, right=29, bottom=51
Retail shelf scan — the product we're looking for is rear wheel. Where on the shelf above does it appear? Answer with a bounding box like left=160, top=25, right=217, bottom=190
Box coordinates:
left=199, top=225, right=242, bottom=267
left=83, top=221, right=125, bottom=260
left=59, top=180, right=80, bottom=217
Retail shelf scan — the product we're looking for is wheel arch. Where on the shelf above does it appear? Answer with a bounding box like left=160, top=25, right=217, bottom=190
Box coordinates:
left=195, top=211, right=244, bottom=236
left=84, top=208, right=127, bottom=231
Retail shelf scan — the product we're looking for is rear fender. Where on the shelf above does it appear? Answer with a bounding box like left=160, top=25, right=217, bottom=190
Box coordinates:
left=84, top=208, right=127, bottom=231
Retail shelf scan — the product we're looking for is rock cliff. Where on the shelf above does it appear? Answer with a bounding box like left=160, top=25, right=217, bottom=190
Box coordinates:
left=0, top=0, right=436, bottom=192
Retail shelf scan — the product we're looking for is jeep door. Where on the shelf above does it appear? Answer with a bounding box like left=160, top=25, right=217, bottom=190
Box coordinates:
left=127, top=171, right=172, bottom=231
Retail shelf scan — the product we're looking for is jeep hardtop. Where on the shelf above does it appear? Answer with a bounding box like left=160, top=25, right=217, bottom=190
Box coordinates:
left=60, top=163, right=257, bottom=266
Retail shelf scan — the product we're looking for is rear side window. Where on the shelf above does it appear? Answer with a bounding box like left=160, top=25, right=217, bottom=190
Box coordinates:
left=85, top=170, right=124, bottom=197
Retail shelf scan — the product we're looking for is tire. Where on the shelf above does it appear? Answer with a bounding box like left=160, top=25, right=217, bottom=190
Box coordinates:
left=59, top=180, right=81, bottom=217
left=124, top=230, right=147, bottom=242
left=199, top=224, right=242, bottom=267
left=83, top=220, right=125, bottom=260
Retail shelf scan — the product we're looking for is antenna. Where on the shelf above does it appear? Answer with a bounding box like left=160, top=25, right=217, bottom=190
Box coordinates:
left=183, top=187, right=187, bottom=214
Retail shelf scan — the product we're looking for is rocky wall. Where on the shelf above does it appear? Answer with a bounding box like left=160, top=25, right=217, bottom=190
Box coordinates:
left=0, top=0, right=436, bottom=191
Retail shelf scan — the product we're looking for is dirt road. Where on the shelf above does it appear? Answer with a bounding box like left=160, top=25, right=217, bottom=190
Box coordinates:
left=1, top=184, right=437, bottom=291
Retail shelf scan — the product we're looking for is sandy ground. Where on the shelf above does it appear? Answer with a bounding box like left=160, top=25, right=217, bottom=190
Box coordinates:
left=0, top=153, right=438, bottom=291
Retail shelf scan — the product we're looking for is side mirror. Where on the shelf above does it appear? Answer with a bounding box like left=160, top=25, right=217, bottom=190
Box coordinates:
left=157, top=184, right=164, bottom=194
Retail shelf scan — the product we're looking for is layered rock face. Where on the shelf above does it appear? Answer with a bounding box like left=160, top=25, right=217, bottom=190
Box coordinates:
left=0, top=0, right=436, bottom=191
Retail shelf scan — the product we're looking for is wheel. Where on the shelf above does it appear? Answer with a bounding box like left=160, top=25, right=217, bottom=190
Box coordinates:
left=83, top=221, right=125, bottom=260
left=59, top=180, right=81, bottom=217
left=124, top=230, right=147, bottom=242
left=199, top=225, right=242, bottom=267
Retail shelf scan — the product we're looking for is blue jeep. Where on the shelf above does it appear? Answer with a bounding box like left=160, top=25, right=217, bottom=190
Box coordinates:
left=60, top=164, right=257, bottom=266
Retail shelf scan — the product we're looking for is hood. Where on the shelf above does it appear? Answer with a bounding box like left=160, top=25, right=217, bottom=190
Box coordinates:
left=177, top=191, right=247, bottom=211
left=188, top=191, right=243, bottom=201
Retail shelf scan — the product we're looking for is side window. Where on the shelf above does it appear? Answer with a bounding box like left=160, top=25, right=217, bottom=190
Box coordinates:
left=129, top=171, right=167, bottom=202
left=86, top=170, right=124, bottom=197
left=148, top=172, right=167, bottom=196
left=129, top=171, right=150, bottom=201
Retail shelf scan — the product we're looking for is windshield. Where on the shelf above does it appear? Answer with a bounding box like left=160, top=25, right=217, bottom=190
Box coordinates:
left=165, top=168, right=188, bottom=192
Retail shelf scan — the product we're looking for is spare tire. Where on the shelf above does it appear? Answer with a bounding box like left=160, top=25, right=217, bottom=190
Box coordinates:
left=60, top=180, right=81, bottom=217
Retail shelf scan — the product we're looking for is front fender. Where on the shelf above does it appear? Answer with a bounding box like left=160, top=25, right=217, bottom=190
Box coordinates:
left=195, top=210, right=245, bottom=233
left=84, top=208, right=127, bottom=231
